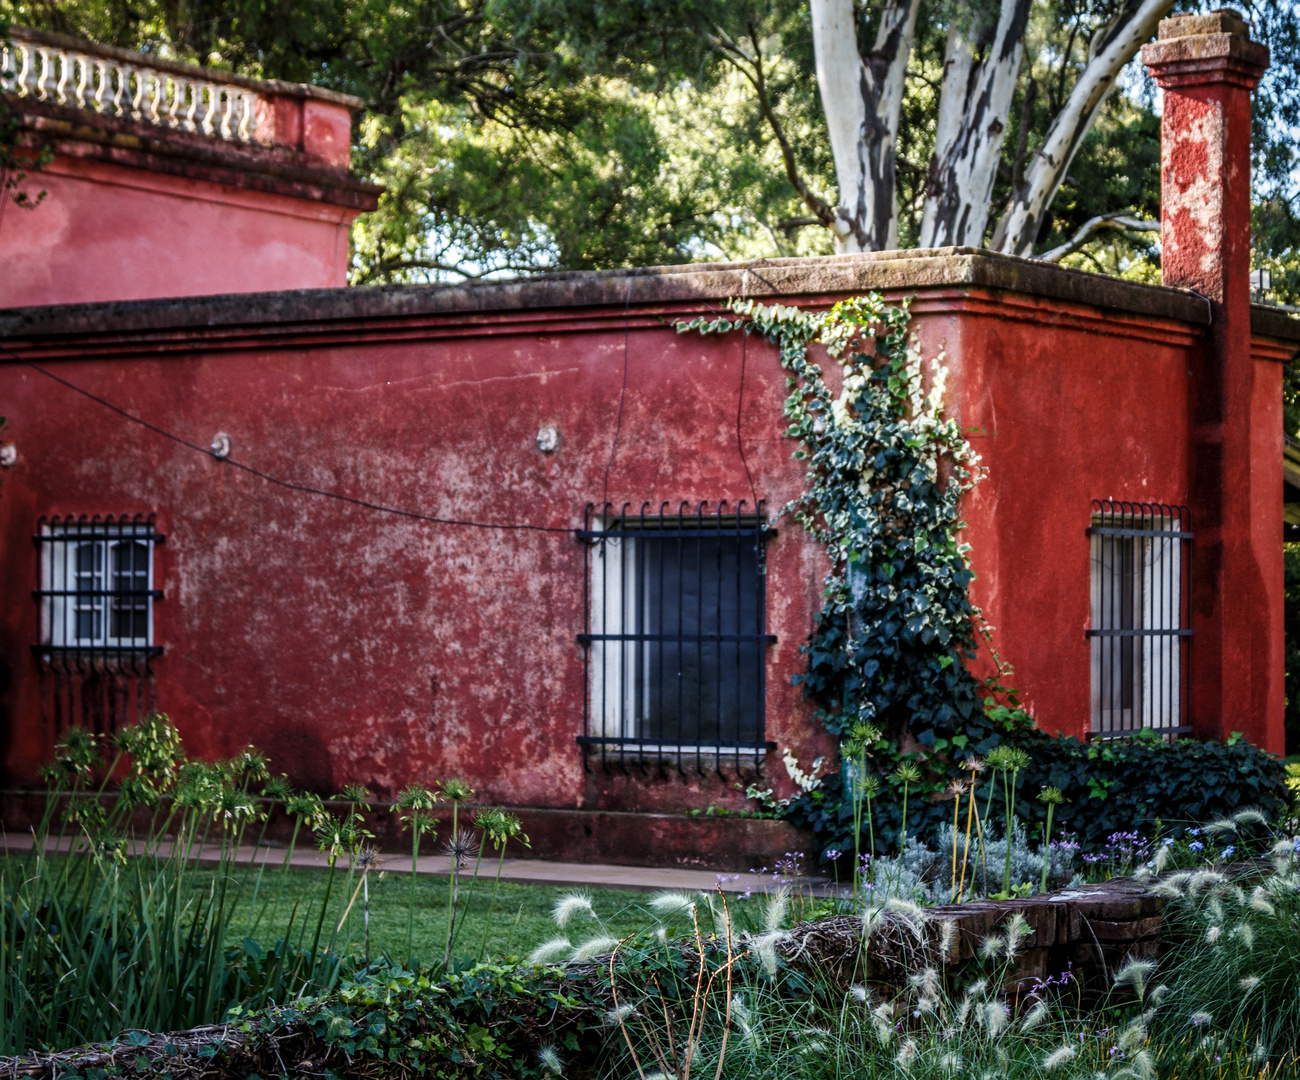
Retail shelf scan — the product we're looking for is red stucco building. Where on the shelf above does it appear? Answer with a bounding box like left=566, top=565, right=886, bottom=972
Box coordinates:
left=0, top=14, right=1294, bottom=863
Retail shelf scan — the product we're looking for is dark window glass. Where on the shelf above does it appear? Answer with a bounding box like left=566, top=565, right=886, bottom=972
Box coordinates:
left=632, top=531, right=762, bottom=745
left=111, top=540, right=150, bottom=640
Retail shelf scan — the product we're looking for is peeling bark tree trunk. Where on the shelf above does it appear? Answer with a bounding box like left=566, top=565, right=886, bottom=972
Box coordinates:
left=992, top=0, right=1175, bottom=256
left=919, top=0, right=1032, bottom=248
left=811, top=0, right=921, bottom=252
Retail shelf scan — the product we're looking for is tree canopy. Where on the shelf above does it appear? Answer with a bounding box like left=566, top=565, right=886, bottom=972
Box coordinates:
left=2, top=0, right=1298, bottom=290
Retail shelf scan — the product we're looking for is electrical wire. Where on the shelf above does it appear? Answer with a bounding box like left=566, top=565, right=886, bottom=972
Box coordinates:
left=8, top=350, right=574, bottom=534
left=3, top=260, right=785, bottom=532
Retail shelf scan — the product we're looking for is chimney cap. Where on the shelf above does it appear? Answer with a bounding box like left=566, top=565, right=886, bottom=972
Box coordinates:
left=1158, top=9, right=1250, bottom=41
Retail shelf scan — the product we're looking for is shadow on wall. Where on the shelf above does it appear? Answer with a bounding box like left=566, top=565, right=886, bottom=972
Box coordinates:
left=1285, top=543, right=1300, bottom=755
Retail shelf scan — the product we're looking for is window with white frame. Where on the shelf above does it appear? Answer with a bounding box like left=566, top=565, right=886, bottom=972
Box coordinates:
left=1087, top=500, right=1191, bottom=737
left=577, top=502, right=774, bottom=771
left=37, top=515, right=162, bottom=656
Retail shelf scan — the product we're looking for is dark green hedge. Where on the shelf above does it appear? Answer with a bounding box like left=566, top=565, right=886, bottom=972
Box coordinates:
left=785, top=728, right=1290, bottom=859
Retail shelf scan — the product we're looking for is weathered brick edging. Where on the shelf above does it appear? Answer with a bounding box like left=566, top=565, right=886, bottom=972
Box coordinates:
left=796, top=876, right=1169, bottom=996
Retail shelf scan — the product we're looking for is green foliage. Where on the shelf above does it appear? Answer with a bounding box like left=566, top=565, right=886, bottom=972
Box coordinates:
left=685, top=294, right=1290, bottom=867
left=0, top=718, right=349, bottom=1056
left=681, top=294, right=1035, bottom=857
left=791, top=726, right=1289, bottom=859
left=227, top=960, right=609, bottom=1080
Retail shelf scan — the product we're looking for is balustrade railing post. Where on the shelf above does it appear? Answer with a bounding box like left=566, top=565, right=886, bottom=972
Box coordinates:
left=2, top=33, right=264, bottom=145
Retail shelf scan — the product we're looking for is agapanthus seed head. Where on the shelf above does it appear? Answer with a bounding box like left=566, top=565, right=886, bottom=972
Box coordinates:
left=395, top=783, right=438, bottom=813
left=892, top=761, right=922, bottom=785
left=440, top=777, right=475, bottom=802
left=443, top=828, right=477, bottom=867
left=335, top=783, right=371, bottom=808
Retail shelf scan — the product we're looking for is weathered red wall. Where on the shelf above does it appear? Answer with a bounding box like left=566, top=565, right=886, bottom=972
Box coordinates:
left=0, top=26, right=378, bottom=307
left=914, top=295, right=1200, bottom=739
left=0, top=154, right=359, bottom=306
left=4, top=253, right=1283, bottom=811
left=0, top=302, right=831, bottom=809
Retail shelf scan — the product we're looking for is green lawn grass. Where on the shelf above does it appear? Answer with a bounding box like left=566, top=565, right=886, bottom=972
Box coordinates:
left=186, top=860, right=662, bottom=966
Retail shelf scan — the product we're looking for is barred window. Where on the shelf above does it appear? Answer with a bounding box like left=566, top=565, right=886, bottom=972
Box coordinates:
left=577, top=503, right=775, bottom=772
left=1087, top=500, right=1191, bottom=737
left=37, top=515, right=163, bottom=658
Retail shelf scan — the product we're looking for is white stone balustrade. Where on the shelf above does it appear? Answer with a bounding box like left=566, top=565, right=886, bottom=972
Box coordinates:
left=1, top=32, right=262, bottom=143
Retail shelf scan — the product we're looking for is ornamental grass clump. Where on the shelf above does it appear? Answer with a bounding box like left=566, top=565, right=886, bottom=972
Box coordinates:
left=1152, top=814, right=1300, bottom=1059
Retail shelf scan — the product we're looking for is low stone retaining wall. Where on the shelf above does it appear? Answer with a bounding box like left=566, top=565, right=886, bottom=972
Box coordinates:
left=791, top=876, right=1170, bottom=998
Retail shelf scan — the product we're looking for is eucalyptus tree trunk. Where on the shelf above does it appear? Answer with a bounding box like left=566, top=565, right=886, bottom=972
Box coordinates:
left=919, top=0, right=1032, bottom=248
left=992, top=0, right=1175, bottom=256
left=810, top=0, right=921, bottom=252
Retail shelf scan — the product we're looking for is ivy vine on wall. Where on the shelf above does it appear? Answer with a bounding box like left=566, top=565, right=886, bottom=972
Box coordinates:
left=678, top=294, right=1002, bottom=752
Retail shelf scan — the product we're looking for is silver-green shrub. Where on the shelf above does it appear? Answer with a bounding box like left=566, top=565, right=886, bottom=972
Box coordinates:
left=865, top=823, right=1082, bottom=904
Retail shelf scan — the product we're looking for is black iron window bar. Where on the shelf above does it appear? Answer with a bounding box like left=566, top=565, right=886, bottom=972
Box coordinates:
left=1087, top=500, right=1191, bottom=739
left=576, top=501, right=776, bottom=776
left=33, top=513, right=164, bottom=672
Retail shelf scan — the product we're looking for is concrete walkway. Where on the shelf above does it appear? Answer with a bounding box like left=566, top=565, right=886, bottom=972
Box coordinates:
left=1, top=832, right=840, bottom=896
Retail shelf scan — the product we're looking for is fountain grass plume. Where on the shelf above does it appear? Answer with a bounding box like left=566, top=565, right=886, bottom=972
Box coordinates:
left=554, top=892, right=599, bottom=927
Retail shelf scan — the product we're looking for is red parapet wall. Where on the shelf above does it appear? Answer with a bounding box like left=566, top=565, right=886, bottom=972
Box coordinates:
left=0, top=27, right=380, bottom=306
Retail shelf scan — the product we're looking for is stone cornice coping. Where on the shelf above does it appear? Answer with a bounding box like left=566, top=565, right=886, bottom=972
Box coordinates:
left=1251, top=302, right=1300, bottom=351
left=10, top=26, right=365, bottom=110
left=3, top=248, right=1290, bottom=360
left=12, top=99, right=383, bottom=209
